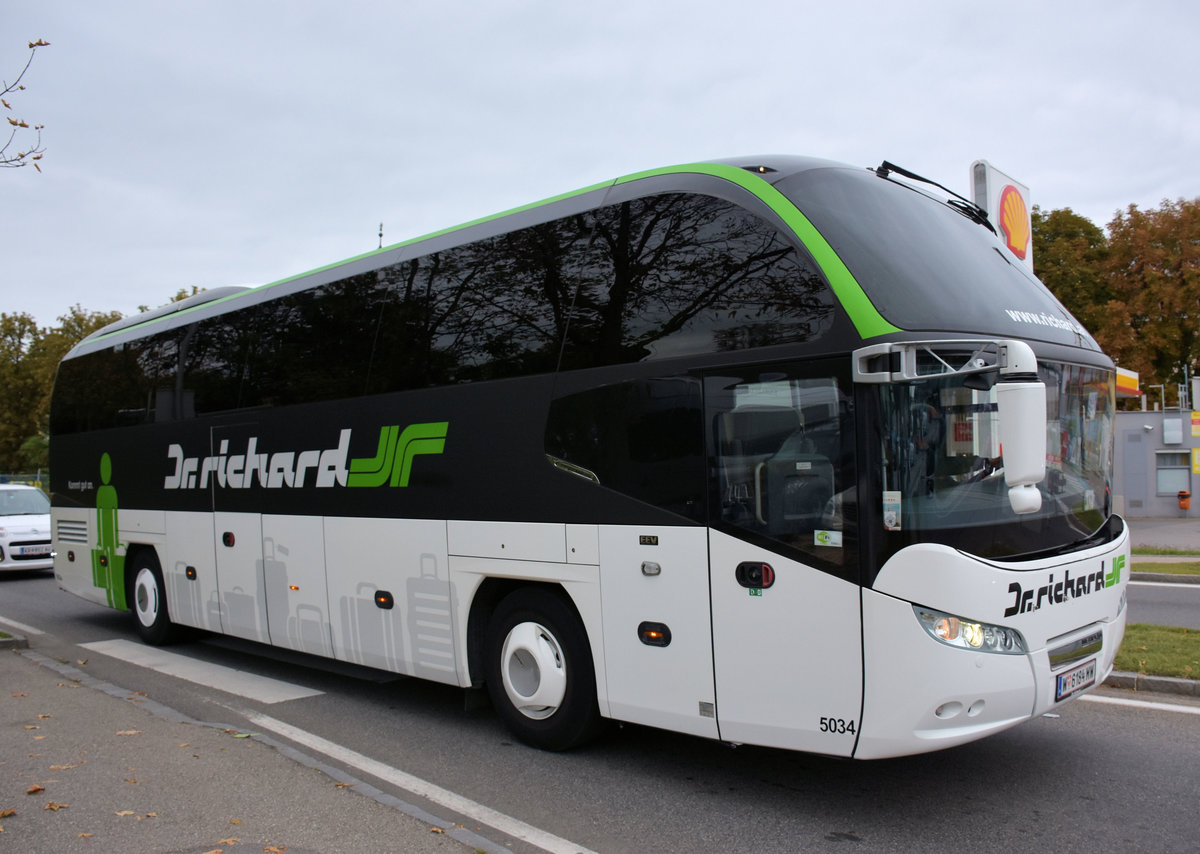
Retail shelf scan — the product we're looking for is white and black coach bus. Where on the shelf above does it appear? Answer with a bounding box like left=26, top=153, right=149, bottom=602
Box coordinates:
left=49, top=157, right=1128, bottom=758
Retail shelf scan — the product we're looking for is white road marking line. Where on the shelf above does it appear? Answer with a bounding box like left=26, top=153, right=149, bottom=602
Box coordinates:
left=249, top=712, right=600, bottom=854
left=1081, top=693, right=1200, bottom=716
left=0, top=614, right=45, bottom=635
left=79, top=639, right=323, bottom=704
left=1128, top=580, right=1200, bottom=589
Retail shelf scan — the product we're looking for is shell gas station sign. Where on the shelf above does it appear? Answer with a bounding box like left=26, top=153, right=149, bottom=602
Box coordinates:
left=971, top=160, right=1033, bottom=272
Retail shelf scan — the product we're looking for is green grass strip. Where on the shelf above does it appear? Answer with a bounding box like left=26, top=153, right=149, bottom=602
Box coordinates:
left=1132, top=562, right=1200, bottom=576
left=1115, top=624, right=1200, bottom=680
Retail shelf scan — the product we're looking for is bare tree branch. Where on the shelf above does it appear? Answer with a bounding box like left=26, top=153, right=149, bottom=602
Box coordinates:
left=1, top=39, right=50, bottom=170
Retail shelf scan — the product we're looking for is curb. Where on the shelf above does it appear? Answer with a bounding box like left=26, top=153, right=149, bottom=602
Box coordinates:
left=1104, top=670, right=1200, bottom=697
left=1130, top=571, right=1200, bottom=584
left=0, top=634, right=30, bottom=650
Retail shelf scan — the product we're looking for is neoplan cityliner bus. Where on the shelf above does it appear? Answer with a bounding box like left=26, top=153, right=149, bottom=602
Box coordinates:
left=49, top=156, right=1127, bottom=759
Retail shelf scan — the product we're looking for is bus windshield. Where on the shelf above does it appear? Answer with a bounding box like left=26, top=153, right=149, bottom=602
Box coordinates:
left=776, top=166, right=1099, bottom=351
left=872, top=361, right=1113, bottom=559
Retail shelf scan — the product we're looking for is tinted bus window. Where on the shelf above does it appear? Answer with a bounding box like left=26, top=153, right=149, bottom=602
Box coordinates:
left=545, top=376, right=705, bottom=520
left=562, top=193, right=837, bottom=369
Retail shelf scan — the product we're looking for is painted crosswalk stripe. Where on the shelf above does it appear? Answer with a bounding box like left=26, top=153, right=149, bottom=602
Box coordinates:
left=79, top=639, right=322, bottom=704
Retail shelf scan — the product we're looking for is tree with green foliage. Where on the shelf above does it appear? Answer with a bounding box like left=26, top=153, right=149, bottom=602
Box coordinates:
left=1032, top=205, right=1111, bottom=336
left=0, top=306, right=120, bottom=471
left=1034, top=198, right=1200, bottom=406
left=1098, top=198, right=1200, bottom=392
left=0, top=312, right=42, bottom=468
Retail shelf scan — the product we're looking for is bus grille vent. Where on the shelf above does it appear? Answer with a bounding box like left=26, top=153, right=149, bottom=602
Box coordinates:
left=57, top=519, right=88, bottom=544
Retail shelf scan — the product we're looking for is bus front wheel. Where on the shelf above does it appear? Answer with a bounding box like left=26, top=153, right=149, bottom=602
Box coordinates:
left=130, top=551, right=176, bottom=645
left=485, top=588, right=602, bottom=751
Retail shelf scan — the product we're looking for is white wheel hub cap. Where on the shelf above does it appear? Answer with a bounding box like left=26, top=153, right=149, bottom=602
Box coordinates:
left=134, top=567, right=159, bottom=628
left=500, top=621, right=567, bottom=720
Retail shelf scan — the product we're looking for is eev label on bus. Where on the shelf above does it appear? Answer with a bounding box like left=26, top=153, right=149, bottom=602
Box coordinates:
left=814, top=530, right=843, bottom=548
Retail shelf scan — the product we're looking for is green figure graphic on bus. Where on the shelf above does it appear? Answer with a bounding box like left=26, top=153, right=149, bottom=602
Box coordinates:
left=91, top=452, right=127, bottom=609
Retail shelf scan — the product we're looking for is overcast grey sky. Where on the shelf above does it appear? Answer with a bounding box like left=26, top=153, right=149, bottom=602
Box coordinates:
left=4, top=0, right=1198, bottom=328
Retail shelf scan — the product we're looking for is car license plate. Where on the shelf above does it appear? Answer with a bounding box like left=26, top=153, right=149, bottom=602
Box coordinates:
left=17, top=544, right=51, bottom=557
left=1055, top=658, right=1097, bottom=702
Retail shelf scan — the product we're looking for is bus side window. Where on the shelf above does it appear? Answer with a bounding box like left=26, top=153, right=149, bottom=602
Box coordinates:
left=708, top=368, right=854, bottom=572
left=544, top=377, right=705, bottom=521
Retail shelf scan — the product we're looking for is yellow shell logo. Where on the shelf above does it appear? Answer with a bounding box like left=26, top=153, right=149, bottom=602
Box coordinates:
left=999, top=184, right=1029, bottom=260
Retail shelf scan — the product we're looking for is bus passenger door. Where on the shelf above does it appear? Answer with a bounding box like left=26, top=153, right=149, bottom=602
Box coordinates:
left=213, top=511, right=269, bottom=643
left=211, top=425, right=270, bottom=644
left=708, top=532, right=862, bottom=755
left=262, top=515, right=333, bottom=657
left=598, top=525, right=719, bottom=740
left=705, top=366, right=863, bottom=756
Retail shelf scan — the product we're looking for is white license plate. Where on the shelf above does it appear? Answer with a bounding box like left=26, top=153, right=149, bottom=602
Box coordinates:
left=17, top=545, right=51, bottom=557
left=1055, top=658, right=1097, bottom=702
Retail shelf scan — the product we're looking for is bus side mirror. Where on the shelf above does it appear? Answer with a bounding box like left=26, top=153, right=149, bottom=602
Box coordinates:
left=995, top=342, right=1046, bottom=515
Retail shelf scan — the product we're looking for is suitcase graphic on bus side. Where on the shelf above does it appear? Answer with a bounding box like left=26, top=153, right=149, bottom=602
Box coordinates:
left=339, top=580, right=400, bottom=671
left=406, top=553, right=457, bottom=683
left=288, top=602, right=332, bottom=656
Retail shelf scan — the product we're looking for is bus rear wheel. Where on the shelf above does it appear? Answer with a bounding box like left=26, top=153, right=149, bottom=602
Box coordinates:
left=485, top=588, right=602, bottom=751
left=130, top=550, right=176, bottom=645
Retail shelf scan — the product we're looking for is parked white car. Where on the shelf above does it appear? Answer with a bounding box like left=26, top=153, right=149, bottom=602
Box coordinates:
left=0, top=484, right=53, bottom=573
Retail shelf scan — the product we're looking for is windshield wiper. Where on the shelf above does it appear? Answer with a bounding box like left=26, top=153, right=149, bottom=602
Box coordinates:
left=874, top=160, right=997, bottom=235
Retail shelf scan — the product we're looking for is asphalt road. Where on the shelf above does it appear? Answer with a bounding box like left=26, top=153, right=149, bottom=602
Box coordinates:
left=3, top=570, right=1200, bottom=854
left=1127, top=578, right=1200, bottom=629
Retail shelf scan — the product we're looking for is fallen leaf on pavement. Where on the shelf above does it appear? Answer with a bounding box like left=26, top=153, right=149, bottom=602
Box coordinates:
left=26, top=785, right=44, bottom=796
left=50, top=763, right=84, bottom=771
left=115, top=810, right=135, bottom=816
left=0, top=809, right=15, bottom=818
left=115, top=730, right=142, bottom=736
left=43, top=802, right=68, bottom=811
left=218, top=838, right=240, bottom=845
left=78, top=834, right=93, bottom=839
left=430, top=827, right=445, bottom=834
left=23, top=725, right=39, bottom=730
left=12, top=692, right=27, bottom=697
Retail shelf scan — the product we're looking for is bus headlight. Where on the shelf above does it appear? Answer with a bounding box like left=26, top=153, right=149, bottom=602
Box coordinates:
left=914, top=606, right=1026, bottom=655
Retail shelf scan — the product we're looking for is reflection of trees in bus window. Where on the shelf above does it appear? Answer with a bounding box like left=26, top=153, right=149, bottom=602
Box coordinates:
left=59, top=190, right=847, bottom=430
left=185, top=308, right=261, bottom=414
left=51, top=332, right=180, bottom=433
left=248, top=275, right=390, bottom=406
left=372, top=215, right=593, bottom=389
left=564, top=194, right=836, bottom=369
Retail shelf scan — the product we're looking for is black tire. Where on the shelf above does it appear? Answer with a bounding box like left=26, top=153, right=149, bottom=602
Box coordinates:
left=485, top=587, right=602, bottom=750
left=129, top=550, right=176, bottom=645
